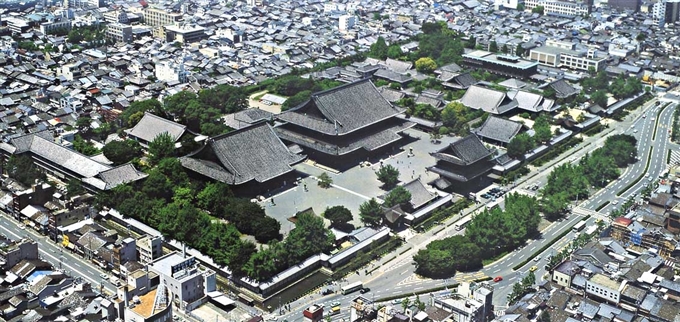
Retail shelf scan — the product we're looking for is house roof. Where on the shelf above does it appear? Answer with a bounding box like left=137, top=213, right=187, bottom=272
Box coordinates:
left=431, top=134, right=492, bottom=166
left=549, top=79, right=579, bottom=98
left=127, top=112, right=186, bottom=143
left=473, top=116, right=523, bottom=144
left=511, top=90, right=554, bottom=113
left=180, top=122, right=305, bottom=185
left=460, top=85, right=517, bottom=115
left=277, top=79, right=402, bottom=136
left=401, top=178, right=436, bottom=209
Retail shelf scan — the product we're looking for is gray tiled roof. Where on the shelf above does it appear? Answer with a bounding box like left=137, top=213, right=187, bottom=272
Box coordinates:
left=277, top=79, right=403, bottom=136
left=473, top=116, right=523, bottom=143
left=127, top=112, right=186, bottom=143
left=378, top=87, right=405, bottom=103
left=29, top=135, right=110, bottom=178
left=460, top=85, right=517, bottom=114
left=180, top=122, right=305, bottom=185
left=549, top=79, right=579, bottom=98
left=511, top=90, right=552, bottom=113
left=401, top=179, right=436, bottom=209
left=96, top=164, right=149, bottom=190
left=431, top=134, right=492, bottom=166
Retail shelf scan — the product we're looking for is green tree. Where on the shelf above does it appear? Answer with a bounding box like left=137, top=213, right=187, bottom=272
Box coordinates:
left=323, top=205, right=353, bottom=227
left=507, top=133, right=535, bottom=159
left=387, top=45, right=403, bottom=59
left=401, top=298, right=411, bottom=312
left=282, top=90, right=311, bottom=111
left=120, top=99, right=162, bottom=127
left=359, top=198, right=384, bottom=227
left=369, top=36, right=388, bottom=60
left=375, top=164, right=400, bottom=189
left=501, top=44, right=509, bottom=54
left=517, top=3, right=525, bottom=10
left=75, top=117, right=92, bottom=131
left=532, top=5, right=545, bottom=14
left=196, top=182, right=234, bottom=214
left=515, top=43, right=524, bottom=56
left=72, top=135, right=99, bottom=156
left=318, top=172, right=333, bottom=188
left=415, top=57, right=437, bottom=73
left=66, top=178, right=85, bottom=197
left=488, top=40, right=499, bottom=53
left=102, top=140, right=143, bottom=165
left=285, top=212, right=335, bottom=261
left=383, top=186, right=412, bottom=208
left=148, top=132, right=175, bottom=165
left=441, top=101, right=474, bottom=135
left=522, top=271, right=536, bottom=288
left=533, top=114, right=552, bottom=143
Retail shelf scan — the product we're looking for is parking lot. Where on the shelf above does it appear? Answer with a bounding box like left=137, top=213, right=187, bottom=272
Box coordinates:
left=261, top=128, right=461, bottom=235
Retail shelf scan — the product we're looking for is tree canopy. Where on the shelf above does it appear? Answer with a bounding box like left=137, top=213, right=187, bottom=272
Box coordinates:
left=414, top=193, right=540, bottom=278
left=384, top=186, right=412, bottom=208
left=369, top=36, right=389, bottom=60
left=359, top=198, right=384, bottom=227
left=375, top=164, right=400, bottom=189
left=415, top=57, right=437, bottom=73
left=102, top=140, right=143, bottom=165
left=507, top=133, right=535, bottom=159
left=148, top=133, right=175, bottom=165
left=324, top=206, right=353, bottom=227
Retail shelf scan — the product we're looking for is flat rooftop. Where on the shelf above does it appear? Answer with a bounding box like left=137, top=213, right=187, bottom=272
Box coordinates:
left=130, top=288, right=157, bottom=318
left=151, top=253, right=189, bottom=276
left=464, top=50, right=538, bottom=69
left=589, top=273, right=621, bottom=291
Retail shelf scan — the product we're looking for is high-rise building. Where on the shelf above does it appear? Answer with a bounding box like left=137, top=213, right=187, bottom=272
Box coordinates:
left=339, top=15, right=356, bottom=31
left=608, top=0, right=640, bottom=11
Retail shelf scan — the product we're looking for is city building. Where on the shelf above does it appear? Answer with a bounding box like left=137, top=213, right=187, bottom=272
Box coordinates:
left=180, top=122, right=305, bottom=195
left=303, top=304, right=324, bottom=322
left=610, top=216, right=676, bottom=258
left=142, top=7, right=182, bottom=37
left=524, top=0, right=592, bottom=15
left=494, top=0, right=523, bottom=10
left=472, top=116, right=524, bottom=146
left=339, top=15, right=356, bottom=31
left=274, top=79, right=415, bottom=168
left=529, top=40, right=606, bottom=72
left=433, top=283, right=493, bottom=322
left=137, top=235, right=163, bottom=264
left=106, top=23, right=133, bottom=43
left=103, top=10, right=129, bottom=24
left=585, top=273, right=624, bottom=304
left=608, top=0, right=640, bottom=11
left=460, top=85, right=518, bottom=115
left=48, top=204, right=90, bottom=241
left=39, top=17, right=72, bottom=35
left=124, top=287, right=172, bottom=322
left=0, top=238, right=39, bottom=271
left=552, top=260, right=580, bottom=288
left=461, top=50, right=539, bottom=79
left=149, top=253, right=205, bottom=310
left=164, top=25, right=206, bottom=43
left=154, top=60, right=189, bottom=83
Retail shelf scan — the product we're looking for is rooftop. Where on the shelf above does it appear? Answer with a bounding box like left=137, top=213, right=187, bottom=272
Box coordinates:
left=588, top=273, right=621, bottom=291
left=130, top=288, right=157, bottom=318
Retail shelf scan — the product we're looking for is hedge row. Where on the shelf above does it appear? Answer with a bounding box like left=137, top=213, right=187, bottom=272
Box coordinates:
left=533, top=137, right=584, bottom=167
left=652, top=103, right=668, bottom=140
left=617, top=146, right=653, bottom=197
left=416, top=198, right=472, bottom=232
left=595, top=201, right=609, bottom=212
left=332, top=236, right=403, bottom=279
left=511, top=217, right=587, bottom=271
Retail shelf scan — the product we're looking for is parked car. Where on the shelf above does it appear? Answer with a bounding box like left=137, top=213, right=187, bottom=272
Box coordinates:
left=493, top=276, right=503, bottom=282
left=534, top=256, right=541, bottom=262
left=392, top=299, right=402, bottom=304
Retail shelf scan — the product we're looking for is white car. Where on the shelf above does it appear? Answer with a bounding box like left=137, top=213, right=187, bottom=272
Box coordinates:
left=633, top=129, right=638, bottom=133
left=99, top=273, right=108, bottom=279
left=613, top=200, right=619, bottom=205
left=534, top=256, right=541, bottom=262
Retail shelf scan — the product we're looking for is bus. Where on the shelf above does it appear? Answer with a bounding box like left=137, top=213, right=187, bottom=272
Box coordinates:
left=341, top=282, right=363, bottom=295
left=572, top=220, right=587, bottom=232
left=454, top=216, right=472, bottom=231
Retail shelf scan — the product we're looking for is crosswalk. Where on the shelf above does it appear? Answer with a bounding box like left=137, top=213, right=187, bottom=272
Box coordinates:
left=668, top=150, right=680, bottom=167
left=395, top=271, right=488, bottom=287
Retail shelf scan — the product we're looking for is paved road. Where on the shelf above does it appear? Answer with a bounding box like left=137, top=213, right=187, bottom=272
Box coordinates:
left=274, top=97, right=669, bottom=321
left=0, top=213, right=116, bottom=294
left=582, top=102, right=676, bottom=213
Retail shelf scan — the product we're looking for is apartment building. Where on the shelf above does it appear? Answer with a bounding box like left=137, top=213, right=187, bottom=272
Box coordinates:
left=529, top=39, right=606, bottom=72
left=137, top=235, right=162, bottom=264
left=585, top=274, right=625, bottom=304
left=142, top=7, right=182, bottom=37
left=106, top=23, right=133, bottom=43
left=40, top=18, right=72, bottom=35
left=0, top=238, right=39, bottom=271
left=149, top=253, right=205, bottom=310
left=524, top=0, right=592, bottom=16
